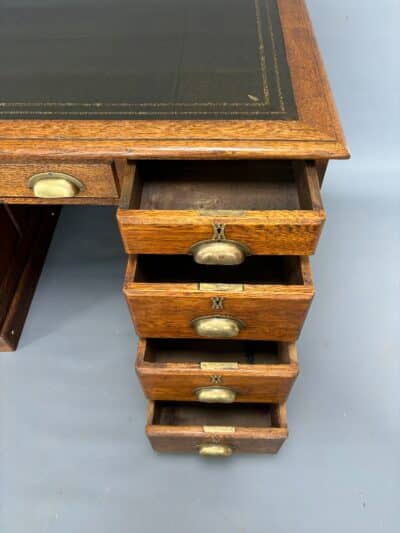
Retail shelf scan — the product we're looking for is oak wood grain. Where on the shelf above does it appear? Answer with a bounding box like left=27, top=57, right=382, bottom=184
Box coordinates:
left=0, top=160, right=120, bottom=204
left=0, top=0, right=349, bottom=160
left=316, top=159, right=329, bottom=185
left=117, top=160, right=325, bottom=256
left=124, top=256, right=314, bottom=341
left=146, top=401, right=288, bottom=454
left=136, top=339, right=299, bottom=403
left=118, top=160, right=141, bottom=209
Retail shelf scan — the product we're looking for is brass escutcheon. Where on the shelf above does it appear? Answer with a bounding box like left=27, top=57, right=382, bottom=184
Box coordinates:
left=192, top=316, right=245, bottom=338
left=190, top=240, right=249, bottom=266
left=28, top=172, right=84, bottom=199
left=196, top=387, right=237, bottom=404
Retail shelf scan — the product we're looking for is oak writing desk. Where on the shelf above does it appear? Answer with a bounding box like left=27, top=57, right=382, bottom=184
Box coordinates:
left=0, top=0, right=349, bottom=456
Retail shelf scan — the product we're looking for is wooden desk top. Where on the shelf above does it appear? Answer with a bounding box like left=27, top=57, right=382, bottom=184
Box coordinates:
left=0, top=0, right=349, bottom=160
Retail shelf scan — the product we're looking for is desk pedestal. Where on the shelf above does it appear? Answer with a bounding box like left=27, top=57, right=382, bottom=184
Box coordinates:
left=0, top=205, right=59, bottom=351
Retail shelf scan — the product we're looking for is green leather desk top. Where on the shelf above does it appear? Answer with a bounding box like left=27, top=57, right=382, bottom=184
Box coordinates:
left=0, top=0, right=297, bottom=120
left=0, top=0, right=349, bottom=160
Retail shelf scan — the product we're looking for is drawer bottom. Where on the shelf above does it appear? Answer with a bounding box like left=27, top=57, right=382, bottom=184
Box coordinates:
left=146, top=401, right=288, bottom=455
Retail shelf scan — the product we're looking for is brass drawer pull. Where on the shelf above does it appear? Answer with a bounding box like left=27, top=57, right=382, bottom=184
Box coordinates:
left=192, top=316, right=245, bottom=338
left=28, top=172, right=84, bottom=198
left=190, top=240, right=248, bottom=266
left=199, top=444, right=233, bottom=457
left=196, top=387, right=237, bottom=404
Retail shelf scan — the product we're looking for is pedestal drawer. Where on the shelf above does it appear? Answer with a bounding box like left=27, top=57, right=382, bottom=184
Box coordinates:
left=137, top=339, right=299, bottom=403
left=117, top=160, right=325, bottom=260
left=124, top=255, right=314, bottom=341
left=146, top=401, right=288, bottom=455
left=0, top=160, right=120, bottom=204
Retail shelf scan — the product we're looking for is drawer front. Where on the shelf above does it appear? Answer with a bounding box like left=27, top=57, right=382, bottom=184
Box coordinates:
left=0, top=161, right=120, bottom=204
left=139, top=370, right=297, bottom=403
left=117, top=160, right=325, bottom=258
left=147, top=428, right=287, bottom=454
left=126, top=290, right=313, bottom=341
left=136, top=339, right=299, bottom=403
left=146, top=402, right=288, bottom=455
left=118, top=211, right=324, bottom=257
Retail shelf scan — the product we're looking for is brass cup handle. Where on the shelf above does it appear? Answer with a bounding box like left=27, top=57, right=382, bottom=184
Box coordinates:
left=28, top=172, right=84, bottom=199
left=192, top=316, right=245, bottom=338
left=190, top=240, right=249, bottom=266
left=196, top=387, right=237, bottom=404
left=199, top=444, right=233, bottom=457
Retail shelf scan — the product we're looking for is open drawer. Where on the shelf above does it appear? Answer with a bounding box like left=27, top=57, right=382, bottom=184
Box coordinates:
left=146, top=401, right=288, bottom=455
left=117, top=160, right=325, bottom=262
left=137, top=339, right=299, bottom=403
left=124, top=254, right=314, bottom=341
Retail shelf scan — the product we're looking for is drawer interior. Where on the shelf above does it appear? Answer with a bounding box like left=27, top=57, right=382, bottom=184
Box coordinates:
left=134, top=160, right=314, bottom=211
left=143, top=339, right=289, bottom=364
left=152, top=402, right=279, bottom=428
left=132, top=255, right=304, bottom=284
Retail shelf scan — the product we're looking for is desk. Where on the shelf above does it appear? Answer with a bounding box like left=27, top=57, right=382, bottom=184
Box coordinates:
left=0, top=0, right=349, bottom=455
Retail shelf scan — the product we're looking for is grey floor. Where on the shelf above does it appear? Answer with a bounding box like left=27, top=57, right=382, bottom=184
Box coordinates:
left=1, top=1, right=399, bottom=532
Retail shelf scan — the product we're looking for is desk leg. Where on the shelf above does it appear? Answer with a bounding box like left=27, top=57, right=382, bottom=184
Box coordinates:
left=0, top=205, right=60, bottom=351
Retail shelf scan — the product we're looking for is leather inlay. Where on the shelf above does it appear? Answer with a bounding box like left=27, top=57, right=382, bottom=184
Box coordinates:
left=0, top=0, right=297, bottom=120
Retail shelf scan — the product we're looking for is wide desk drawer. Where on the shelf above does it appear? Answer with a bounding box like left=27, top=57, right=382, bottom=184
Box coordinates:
left=146, top=401, right=288, bottom=455
left=124, top=255, right=314, bottom=341
left=0, top=160, right=120, bottom=204
left=117, top=160, right=325, bottom=261
left=137, top=339, right=298, bottom=403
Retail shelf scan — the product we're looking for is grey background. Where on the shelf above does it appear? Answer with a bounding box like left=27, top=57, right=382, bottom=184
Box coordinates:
left=1, top=0, right=399, bottom=531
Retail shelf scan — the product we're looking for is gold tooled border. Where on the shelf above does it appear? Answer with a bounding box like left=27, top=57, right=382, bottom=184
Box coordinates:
left=0, top=0, right=290, bottom=116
